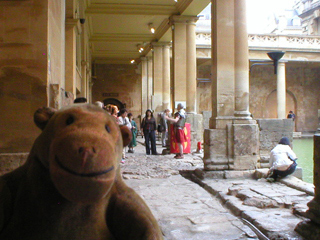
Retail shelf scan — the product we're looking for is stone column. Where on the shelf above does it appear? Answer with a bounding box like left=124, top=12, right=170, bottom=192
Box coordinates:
left=234, top=0, right=251, bottom=119
left=209, top=0, right=235, bottom=129
left=307, top=134, right=320, bottom=222
left=186, top=19, right=197, bottom=113
left=147, top=57, right=153, bottom=110
left=203, top=0, right=259, bottom=171
left=152, top=44, right=163, bottom=112
left=171, top=15, right=187, bottom=108
left=295, top=133, right=320, bottom=238
left=141, top=57, right=148, bottom=116
left=65, top=19, right=78, bottom=97
left=171, top=15, right=201, bottom=151
left=170, top=16, right=198, bottom=108
left=277, top=62, right=286, bottom=119
left=162, top=43, right=171, bottom=110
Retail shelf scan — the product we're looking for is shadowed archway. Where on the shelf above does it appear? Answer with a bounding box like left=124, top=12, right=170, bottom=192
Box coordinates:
left=103, top=98, right=125, bottom=110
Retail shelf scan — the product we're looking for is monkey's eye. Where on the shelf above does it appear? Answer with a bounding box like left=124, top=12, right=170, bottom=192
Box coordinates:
left=66, top=116, right=74, bottom=125
left=105, top=125, right=111, bottom=133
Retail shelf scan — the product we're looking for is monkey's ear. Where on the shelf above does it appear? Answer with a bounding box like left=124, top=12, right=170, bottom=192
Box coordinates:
left=119, top=125, right=132, bottom=147
left=34, top=107, right=57, bottom=130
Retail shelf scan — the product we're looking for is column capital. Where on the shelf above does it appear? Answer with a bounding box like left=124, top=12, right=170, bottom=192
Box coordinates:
left=169, top=15, right=199, bottom=25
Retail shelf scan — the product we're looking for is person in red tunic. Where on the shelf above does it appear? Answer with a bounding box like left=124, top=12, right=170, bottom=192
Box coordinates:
left=166, top=103, right=186, bottom=159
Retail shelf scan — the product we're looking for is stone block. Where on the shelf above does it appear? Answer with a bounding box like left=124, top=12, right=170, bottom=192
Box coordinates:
left=232, top=124, right=259, bottom=170
left=295, top=220, right=320, bottom=240
left=292, top=167, right=303, bottom=180
left=256, top=119, right=294, bottom=132
left=254, top=168, right=269, bottom=179
left=203, top=144, right=227, bottom=159
left=202, top=111, right=212, bottom=129
left=202, top=170, right=225, bottom=179
left=203, top=129, right=226, bottom=147
left=233, top=124, right=259, bottom=156
left=224, top=170, right=255, bottom=179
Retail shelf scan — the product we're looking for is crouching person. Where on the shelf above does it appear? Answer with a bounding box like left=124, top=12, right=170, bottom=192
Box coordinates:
left=267, top=137, right=298, bottom=182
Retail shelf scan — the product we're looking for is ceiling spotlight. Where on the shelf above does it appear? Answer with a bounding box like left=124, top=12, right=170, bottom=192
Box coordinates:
left=137, top=44, right=144, bottom=53
left=130, top=59, right=135, bottom=64
left=174, top=0, right=178, bottom=2
left=148, top=23, right=155, bottom=34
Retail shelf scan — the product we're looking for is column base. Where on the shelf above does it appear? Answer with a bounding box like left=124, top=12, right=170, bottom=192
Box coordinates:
left=203, top=121, right=259, bottom=171
left=306, top=199, right=320, bottom=225
left=209, top=116, right=234, bottom=129
left=203, top=129, right=234, bottom=170
left=295, top=220, right=320, bottom=240
left=234, top=110, right=252, bottom=119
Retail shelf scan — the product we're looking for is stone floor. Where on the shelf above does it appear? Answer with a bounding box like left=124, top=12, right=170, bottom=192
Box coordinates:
left=121, top=137, right=314, bottom=240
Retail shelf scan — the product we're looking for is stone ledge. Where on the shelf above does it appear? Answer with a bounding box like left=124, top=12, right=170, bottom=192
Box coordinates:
left=255, top=168, right=314, bottom=196
left=194, top=168, right=255, bottom=180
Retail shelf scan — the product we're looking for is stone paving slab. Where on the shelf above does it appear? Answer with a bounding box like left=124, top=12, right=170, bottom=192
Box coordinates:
left=126, top=175, right=258, bottom=240
left=122, top=141, right=258, bottom=239
left=121, top=139, right=313, bottom=239
left=196, top=177, right=309, bottom=240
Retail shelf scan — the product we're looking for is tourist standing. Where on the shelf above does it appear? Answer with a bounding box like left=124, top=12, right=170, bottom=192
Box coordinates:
left=127, top=113, right=137, bottom=153
left=159, top=109, right=171, bottom=147
left=166, top=103, right=186, bottom=159
left=118, top=108, right=131, bottom=162
left=287, top=110, right=296, bottom=121
left=141, top=109, right=158, bottom=155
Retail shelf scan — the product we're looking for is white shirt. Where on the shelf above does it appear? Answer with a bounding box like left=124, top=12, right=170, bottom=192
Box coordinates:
left=269, top=144, right=297, bottom=171
left=118, top=116, right=132, bottom=129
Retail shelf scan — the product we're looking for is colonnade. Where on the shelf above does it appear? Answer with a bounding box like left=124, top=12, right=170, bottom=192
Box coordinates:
left=139, top=0, right=288, bottom=162
left=140, top=16, right=199, bottom=115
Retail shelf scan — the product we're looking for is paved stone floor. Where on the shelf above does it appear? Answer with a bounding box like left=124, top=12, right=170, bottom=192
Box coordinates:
left=121, top=137, right=313, bottom=240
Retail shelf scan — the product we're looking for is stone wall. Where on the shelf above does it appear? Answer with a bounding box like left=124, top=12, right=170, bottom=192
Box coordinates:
left=0, top=1, right=50, bottom=153
left=197, top=62, right=320, bottom=133
left=250, top=63, right=320, bottom=132
left=92, top=64, right=142, bottom=120
left=256, top=119, right=294, bottom=168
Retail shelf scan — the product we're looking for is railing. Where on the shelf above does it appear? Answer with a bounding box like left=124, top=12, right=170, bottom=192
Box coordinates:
left=248, top=34, right=320, bottom=49
left=196, top=33, right=320, bottom=50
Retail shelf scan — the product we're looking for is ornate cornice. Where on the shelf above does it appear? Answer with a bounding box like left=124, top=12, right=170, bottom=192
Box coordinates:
left=85, top=3, right=178, bottom=15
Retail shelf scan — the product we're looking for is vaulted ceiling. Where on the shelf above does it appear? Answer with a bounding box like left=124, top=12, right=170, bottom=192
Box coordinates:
left=84, top=0, right=211, bottom=64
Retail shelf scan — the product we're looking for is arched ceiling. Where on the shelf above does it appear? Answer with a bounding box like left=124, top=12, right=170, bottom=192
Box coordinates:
left=84, top=0, right=210, bottom=64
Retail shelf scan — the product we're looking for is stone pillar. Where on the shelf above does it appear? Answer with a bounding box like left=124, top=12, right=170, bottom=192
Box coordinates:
left=209, top=0, right=235, bottom=129
left=147, top=57, right=153, bottom=110
left=277, top=62, right=286, bottom=119
left=234, top=0, right=251, bottom=119
left=307, top=134, right=320, bottom=221
left=203, top=0, right=259, bottom=171
left=170, top=15, right=198, bottom=109
left=295, top=133, right=320, bottom=238
left=171, top=15, right=187, bottom=107
left=186, top=19, right=197, bottom=113
left=141, top=57, right=148, bottom=116
left=65, top=19, right=78, bottom=97
left=162, top=44, right=171, bottom=110
left=153, top=44, right=163, bottom=112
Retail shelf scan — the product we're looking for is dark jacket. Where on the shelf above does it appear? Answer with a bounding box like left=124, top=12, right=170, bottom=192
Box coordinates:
left=141, top=117, right=156, bottom=131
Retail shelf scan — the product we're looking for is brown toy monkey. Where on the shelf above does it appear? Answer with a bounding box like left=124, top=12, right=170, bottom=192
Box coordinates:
left=0, top=104, right=163, bottom=240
